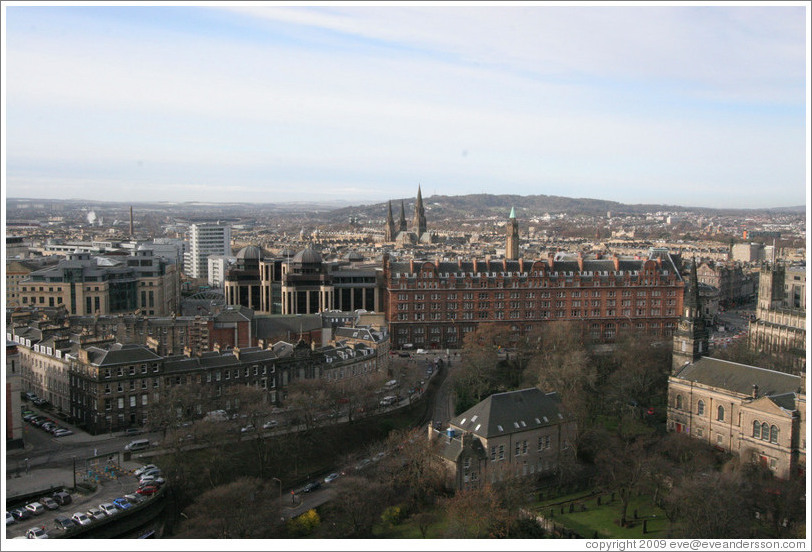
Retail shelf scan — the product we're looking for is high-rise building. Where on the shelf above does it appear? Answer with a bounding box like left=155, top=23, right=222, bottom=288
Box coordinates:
left=185, top=223, right=232, bottom=281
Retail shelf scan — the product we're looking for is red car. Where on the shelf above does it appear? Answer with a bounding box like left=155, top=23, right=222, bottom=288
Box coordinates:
left=136, top=485, right=159, bottom=495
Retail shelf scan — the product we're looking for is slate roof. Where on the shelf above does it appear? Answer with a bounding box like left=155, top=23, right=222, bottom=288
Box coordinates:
left=85, top=343, right=162, bottom=366
left=449, top=387, right=571, bottom=439
left=672, top=357, right=801, bottom=398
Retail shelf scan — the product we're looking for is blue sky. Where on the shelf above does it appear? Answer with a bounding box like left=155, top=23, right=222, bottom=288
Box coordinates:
left=2, top=2, right=809, bottom=209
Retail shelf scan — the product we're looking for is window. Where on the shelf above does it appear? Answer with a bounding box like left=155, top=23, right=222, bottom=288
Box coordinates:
left=753, top=420, right=761, bottom=439
left=717, top=405, right=725, bottom=422
left=761, top=423, right=769, bottom=440
left=498, top=444, right=504, bottom=460
left=130, top=396, right=136, bottom=407
left=769, top=425, right=778, bottom=444
left=697, top=400, right=705, bottom=416
left=675, top=395, right=683, bottom=410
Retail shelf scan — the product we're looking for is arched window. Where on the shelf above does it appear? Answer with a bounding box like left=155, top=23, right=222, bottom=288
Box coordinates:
left=717, top=405, right=725, bottom=421
left=753, top=420, right=761, bottom=439
left=697, top=400, right=705, bottom=416
left=770, top=425, right=778, bottom=444
left=761, top=422, right=769, bottom=441
left=676, top=395, right=683, bottom=410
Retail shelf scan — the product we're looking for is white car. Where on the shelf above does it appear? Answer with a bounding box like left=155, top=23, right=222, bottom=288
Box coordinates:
left=25, top=502, right=45, bottom=516
left=5, top=511, right=14, bottom=525
left=134, top=464, right=157, bottom=477
left=262, top=420, right=279, bottom=429
left=71, top=512, right=92, bottom=526
left=26, top=527, right=49, bottom=539
left=99, top=503, right=119, bottom=516
left=86, top=507, right=106, bottom=521
left=324, top=472, right=340, bottom=483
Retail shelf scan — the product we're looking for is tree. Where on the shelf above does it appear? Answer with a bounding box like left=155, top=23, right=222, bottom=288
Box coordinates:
left=442, top=485, right=502, bottom=538
left=376, top=427, right=448, bottom=509
left=319, top=476, right=390, bottom=537
left=173, top=477, right=283, bottom=538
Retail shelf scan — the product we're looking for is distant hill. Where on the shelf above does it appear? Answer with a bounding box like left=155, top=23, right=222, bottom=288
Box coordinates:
left=325, top=193, right=806, bottom=222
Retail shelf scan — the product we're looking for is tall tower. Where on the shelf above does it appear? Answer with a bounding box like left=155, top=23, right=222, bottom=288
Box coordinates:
left=506, top=206, right=519, bottom=260
left=672, top=259, right=709, bottom=373
left=757, top=263, right=785, bottom=311
left=413, top=185, right=427, bottom=237
left=385, top=201, right=396, bottom=242
left=398, top=201, right=407, bottom=233
left=129, top=206, right=134, bottom=238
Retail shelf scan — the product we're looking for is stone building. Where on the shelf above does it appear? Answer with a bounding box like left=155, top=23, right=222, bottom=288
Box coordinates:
left=6, top=341, right=23, bottom=449
left=431, top=387, right=576, bottom=490
left=749, top=263, right=806, bottom=367
left=695, top=260, right=755, bottom=307
left=667, top=262, right=806, bottom=480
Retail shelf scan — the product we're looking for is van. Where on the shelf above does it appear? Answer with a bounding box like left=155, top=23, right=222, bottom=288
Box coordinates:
left=124, top=439, right=150, bottom=452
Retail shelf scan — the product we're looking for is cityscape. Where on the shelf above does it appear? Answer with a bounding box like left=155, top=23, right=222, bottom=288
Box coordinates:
left=2, top=1, right=810, bottom=550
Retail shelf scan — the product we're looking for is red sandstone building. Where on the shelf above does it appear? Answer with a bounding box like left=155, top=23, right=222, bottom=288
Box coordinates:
left=383, top=245, right=685, bottom=350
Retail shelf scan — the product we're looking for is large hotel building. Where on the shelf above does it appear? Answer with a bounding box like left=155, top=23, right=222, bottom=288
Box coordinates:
left=383, top=210, right=686, bottom=350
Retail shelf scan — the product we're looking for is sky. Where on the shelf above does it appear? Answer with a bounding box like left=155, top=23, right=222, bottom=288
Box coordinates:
left=2, top=1, right=809, bottom=209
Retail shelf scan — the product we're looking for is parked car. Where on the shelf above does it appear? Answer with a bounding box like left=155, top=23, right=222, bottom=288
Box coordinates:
left=324, top=472, right=340, bottom=483
left=372, top=451, right=386, bottom=462
left=241, top=424, right=255, bottom=433
left=354, top=458, right=372, bottom=471
left=22, top=412, right=38, bottom=421
left=25, top=392, right=38, bottom=401
left=136, top=485, right=159, bottom=496
left=53, top=516, right=78, bottom=531
left=26, top=527, right=49, bottom=539
left=40, top=497, right=59, bottom=510
left=86, top=507, right=107, bottom=521
left=141, top=467, right=162, bottom=478
left=71, top=512, right=91, bottom=526
left=98, top=503, right=118, bottom=516
left=25, top=502, right=45, bottom=516
left=6, top=511, right=15, bottom=525
left=302, top=481, right=321, bottom=493
left=124, top=493, right=145, bottom=504
left=113, top=497, right=133, bottom=510
left=133, top=464, right=158, bottom=477
left=139, top=475, right=156, bottom=485
left=53, top=491, right=72, bottom=506
left=262, top=420, right=279, bottom=429
left=123, top=428, right=142, bottom=436
left=54, top=429, right=74, bottom=437
left=10, top=508, right=32, bottom=521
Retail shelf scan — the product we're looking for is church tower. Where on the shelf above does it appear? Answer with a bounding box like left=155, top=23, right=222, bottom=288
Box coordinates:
left=385, top=201, right=396, bottom=242
left=412, top=185, right=427, bottom=237
left=506, top=206, right=519, bottom=260
left=398, top=200, right=407, bottom=233
left=672, top=259, right=709, bottom=373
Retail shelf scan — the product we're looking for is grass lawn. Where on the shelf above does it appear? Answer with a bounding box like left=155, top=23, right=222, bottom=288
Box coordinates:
left=537, top=493, right=669, bottom=539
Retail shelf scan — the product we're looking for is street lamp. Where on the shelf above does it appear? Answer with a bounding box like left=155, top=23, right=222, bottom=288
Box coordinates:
left=272, top=477, right=282, bottom=503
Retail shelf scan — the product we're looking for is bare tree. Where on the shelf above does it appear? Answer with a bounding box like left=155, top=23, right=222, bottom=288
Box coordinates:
left=173, top=477, right=282, bottom=538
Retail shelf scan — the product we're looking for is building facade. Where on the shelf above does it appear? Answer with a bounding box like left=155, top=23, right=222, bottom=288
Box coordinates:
left=384, top=247, right=685, bottom=350
left=695, top=260, right=755, bottom=307
left=18, top=250, right=180, bottom=317
left=6, top=341, right=24, bottom=449
left=432, top=387, right=577, bottom=490
left=667, top=358, right=805, bottom=480
left=184, top=223, right=232, bottom=281
left=749, top=264, right=806, bottom=366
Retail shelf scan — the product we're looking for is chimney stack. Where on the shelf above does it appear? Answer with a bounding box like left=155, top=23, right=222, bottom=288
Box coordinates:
left=752, top=384, right=759, bottom=399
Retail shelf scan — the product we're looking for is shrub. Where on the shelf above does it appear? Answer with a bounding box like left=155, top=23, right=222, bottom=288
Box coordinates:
left=287, top=509, right=320, bottom=537
left=381, top=505, right=403, bottom=526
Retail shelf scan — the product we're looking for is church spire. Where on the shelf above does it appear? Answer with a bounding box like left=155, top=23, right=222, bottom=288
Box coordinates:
left=413, top=185, right=427, bottom=237
left=671, top=258, right=709, bottom=373
left=398, top=200, right=407, bottom=232
left=385, top=201, right=396, bottom=242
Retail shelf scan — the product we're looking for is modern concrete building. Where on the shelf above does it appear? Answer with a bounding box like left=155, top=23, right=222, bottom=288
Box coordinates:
left=18, top=250, right=180, bottom=317
left=184, top=223, right=232, bottom=281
